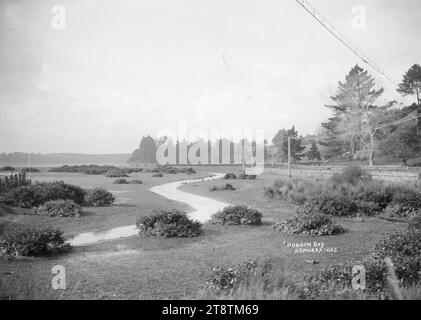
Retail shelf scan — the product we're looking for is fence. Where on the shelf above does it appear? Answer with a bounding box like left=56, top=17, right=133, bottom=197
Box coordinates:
left=265, top=166, right=421, bottom=182
left=0, top=171, right=31, bottom=190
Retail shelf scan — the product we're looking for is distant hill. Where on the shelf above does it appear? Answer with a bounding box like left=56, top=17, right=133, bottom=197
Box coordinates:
left=0, top=153, right=131, bottom=167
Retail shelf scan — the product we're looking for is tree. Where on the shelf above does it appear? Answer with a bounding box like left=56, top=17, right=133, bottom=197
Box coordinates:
left=271, top=129, right=288, bottom=162
left=306, top=141, right=321, bottom=161
left=397, top=64, right=421, bottom=134
left=380, top=121, right=421, bottom=166
left=128, top=136, right=157, bottom=163
left=281, top=126, right=305, bottom=162
left=321, top=65, right=388, bottom=165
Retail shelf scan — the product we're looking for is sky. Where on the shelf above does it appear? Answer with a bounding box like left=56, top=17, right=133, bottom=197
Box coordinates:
left=0, top=0, right=420, bottom=153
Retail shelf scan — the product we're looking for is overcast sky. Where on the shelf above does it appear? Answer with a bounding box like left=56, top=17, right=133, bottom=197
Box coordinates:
left=0, top=0, right=420, bottom=153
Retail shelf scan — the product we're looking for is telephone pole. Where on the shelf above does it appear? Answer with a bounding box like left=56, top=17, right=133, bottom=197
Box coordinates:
left=288, top=136, right=292, bottom=178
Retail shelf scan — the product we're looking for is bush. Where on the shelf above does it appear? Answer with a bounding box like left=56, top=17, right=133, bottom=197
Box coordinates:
left=224, top=173, right=237, bottom=180
left=300, top=258, right=388, bottom=299
left=210, top=205, right=262, bottom=225
left=84, top=188, right=115, bottom=206
left=272, top=213, right=345, bottom=236
left=5, top=181, right=86, bottom=208
left=209, top=184, right=235, bottom=191
left=105, top=169, right=129, bottom=178
left=113, top=178, right=129, bottom=184
left=330, top=165, right=372, bottom=185
left=22, top=167, right=40, bottom=173
left=152, top=173, right=164, bottom=177
left=129, top=179, right=143, bottom=184
left=136, top=209, right=201, bottom=238
left=296, top=195, right=360, bottom=217
left=372, top=229, right=421, bottom=285
left=204, top=260, right=260, bottom=293
left=30, top=200, right=83, bottom=217
left=383, top=200, right=421, bottom=220
left=0, top=226, right=71, bottom=257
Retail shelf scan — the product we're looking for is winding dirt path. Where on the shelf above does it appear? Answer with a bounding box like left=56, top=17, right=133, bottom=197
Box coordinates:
left=69, top=173, right=229, bottom=246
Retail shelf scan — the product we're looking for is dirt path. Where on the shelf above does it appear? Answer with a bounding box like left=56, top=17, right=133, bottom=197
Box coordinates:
left=69, top=173, right=229, bottom=246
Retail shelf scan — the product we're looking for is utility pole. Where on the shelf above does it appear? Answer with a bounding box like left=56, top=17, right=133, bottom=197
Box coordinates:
left=288, top=136, right=292, bottom=178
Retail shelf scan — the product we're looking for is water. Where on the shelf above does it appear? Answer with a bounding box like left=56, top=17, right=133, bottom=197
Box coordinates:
left=68, top=173, right=229, bottom=246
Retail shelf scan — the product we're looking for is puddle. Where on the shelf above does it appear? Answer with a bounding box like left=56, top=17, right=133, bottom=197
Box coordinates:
left=68, top=173, right=229, bottom=246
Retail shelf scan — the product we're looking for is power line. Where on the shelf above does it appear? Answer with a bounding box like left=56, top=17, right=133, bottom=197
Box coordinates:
left=295, top=0, right=399, bottom=86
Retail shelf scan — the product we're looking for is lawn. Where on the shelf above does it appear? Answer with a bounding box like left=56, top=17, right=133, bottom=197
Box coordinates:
left=0, top=167, right=406, bottom=299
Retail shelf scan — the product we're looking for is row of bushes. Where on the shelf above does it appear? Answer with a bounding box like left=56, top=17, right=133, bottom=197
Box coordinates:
left=224, top=173, right=257, bottom=180
left=264, top=166, right=421, bottom=219
left=113, top=179, right=143, bottom=184
left=143, top=166, right=196, bottom=175
left=3, top=181, right=114, bottom=208
left=48, top=165, right=144, bottom=176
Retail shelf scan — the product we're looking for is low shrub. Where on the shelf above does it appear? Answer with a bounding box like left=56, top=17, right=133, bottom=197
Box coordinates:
left=204, top=260, right=260, bottom=293
left=113, top=178, right=129, bottom=184
left=22, top=167, right=40, bottom=173
left=0, top=226, right=71, bottom=257
left=372, top=229, right=421, bottom=285
left=224, top=173, right=237, bottom=180
left=300, top=258, right=388, bottom=299
left=84, top=188, right=114, bottom=206
left=129, top=179, right=143, bottom=184
left=136, top=209, right=201, bottom=238
left=272, top=213, right=345, bottom=236
left=105, top=169, right=129, bottom=178
left=330, top=165, right=372, bottom=185
left=382, top=200, right=421, bottom=220
left=125, top=168, right=143, bottom=173
left=210, top=205, right=262, bottom=225
left=152, top=173, right=164, bottom=177
left=4, top=181, right=86, bottom=208
left=238, top=173, right=257, bottom=180
left=48, top=165, right=117, bottom=175
left=209, top=184, right=235, bottom=191
left=30, top=200, right=83, bottom=217
left=296, top=195, right=360, bottom=217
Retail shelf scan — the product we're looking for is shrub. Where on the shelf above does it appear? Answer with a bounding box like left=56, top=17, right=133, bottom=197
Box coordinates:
left=330, top=165, right=371, bottom=185
left=372, top=229, right=421, bottom=285
left=84, top=188, right=114, bottom=206
left=300, top=258, right=388, bottom=299
left=105, top=169, right=129, bottom=178
left=272, top=213, right=345, bottom=236
left=22, top=167, right=40, bottom=173
left=204, top=260, right=260, bottom=293
left=382, top=200, right=421, bottom=220
left=0, top=226, right=71, bottom=257
left=209, top=184, right=235, bottom=191
left=224, top=173, right=237, bottom=180
left=129, top=179, right=143, bottom=184
left=30, top=200, right=83, bottom=217
left=238, top=173, right=257, bottom=180
left=5, top=181, right=86, bottom=208
left=210, top=205, right=262, bottom=225
left=152, top=173, right=163, bottom=177
left=296, top=195, right=360, bottom=217
left=125, top=168, right=143, bottom=173
left=113, top=178, right=129, bottom=184
left=136, top=209, right=201, bottom=238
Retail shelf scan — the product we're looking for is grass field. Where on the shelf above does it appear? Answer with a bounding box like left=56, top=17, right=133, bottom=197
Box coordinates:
left=0, top=166, right=406, bottom=299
